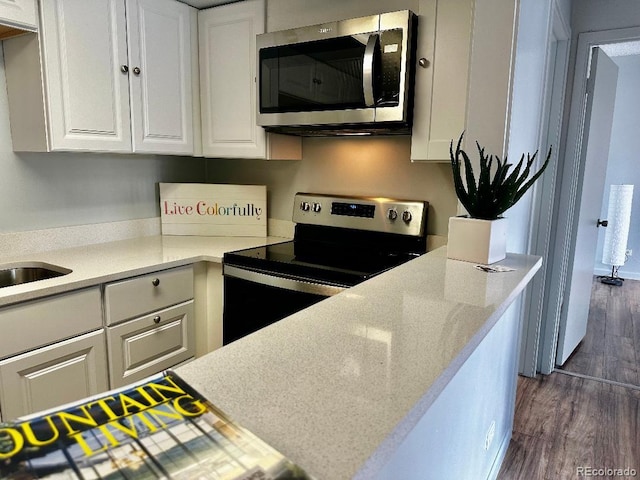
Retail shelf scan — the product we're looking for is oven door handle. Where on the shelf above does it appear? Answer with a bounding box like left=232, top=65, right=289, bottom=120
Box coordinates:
left=224, top=265, right=346, bottom=297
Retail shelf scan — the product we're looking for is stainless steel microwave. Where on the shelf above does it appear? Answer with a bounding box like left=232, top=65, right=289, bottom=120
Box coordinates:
left=256, top=10, right=417, bottom=136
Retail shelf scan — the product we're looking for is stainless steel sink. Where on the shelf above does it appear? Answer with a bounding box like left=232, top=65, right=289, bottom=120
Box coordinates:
left=0, top=262, right=72, bottom=288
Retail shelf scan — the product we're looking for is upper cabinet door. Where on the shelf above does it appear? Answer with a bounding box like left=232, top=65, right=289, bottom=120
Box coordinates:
left=126, top=0, right=196, bottom=155
left=40, top=0, right=132, bottom=152
left=410, top=0, right=472, bottom=162
left=199, top=0, right=266, bottom=158
left=0, top=0, right=37, bottom=32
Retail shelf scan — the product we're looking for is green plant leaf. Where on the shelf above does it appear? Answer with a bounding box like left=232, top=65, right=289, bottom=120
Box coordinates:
left=448, top=133, right=553, bottom=220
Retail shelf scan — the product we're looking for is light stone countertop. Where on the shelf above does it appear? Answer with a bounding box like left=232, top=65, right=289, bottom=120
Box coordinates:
left=0, top=235, right=288, bottom=307
left=175, top=248, right=542, bottom=480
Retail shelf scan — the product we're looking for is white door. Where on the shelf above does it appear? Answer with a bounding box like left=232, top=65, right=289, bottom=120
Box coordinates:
left=127, top=0, right=196, bottom=154
left=198, top=0, right=266, bottom=158
left=40, top=0, right=131, bottom=152
left=556, top=47, right=619, bottom=364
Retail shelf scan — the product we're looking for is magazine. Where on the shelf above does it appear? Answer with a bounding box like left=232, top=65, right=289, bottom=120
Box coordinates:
left=0, top=371, right=313, bottom=480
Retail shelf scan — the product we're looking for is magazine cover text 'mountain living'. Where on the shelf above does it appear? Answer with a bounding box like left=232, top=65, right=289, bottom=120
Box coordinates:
left=0, top=371, right=313, bottom=480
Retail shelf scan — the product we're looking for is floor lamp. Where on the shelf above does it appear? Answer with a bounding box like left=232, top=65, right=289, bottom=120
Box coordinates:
left=600, top=184, right=634, bottom=286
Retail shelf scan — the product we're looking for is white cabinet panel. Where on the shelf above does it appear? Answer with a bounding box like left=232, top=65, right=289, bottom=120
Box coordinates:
left=199, top=0, right=267, bottom=158
left=198, top=0, right=300, bottom=160
left=127, top=0, right=196, bottom=154
left=0, top=0, right=37, bottom=33
left=410, top=0, right=516, bottom=162
left=0, top=330, right=108, bottom=420
left=0, top=287, right=102, bottom=359
left=107, top=301, right=195, bottom=388
left=411, top=0, right=471, bottom=162
left=41, top=0, right=131, bottom=152
left=104, top=265, right=194, bottom=325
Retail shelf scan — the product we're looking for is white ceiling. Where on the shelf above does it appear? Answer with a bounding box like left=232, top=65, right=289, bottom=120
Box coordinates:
left=600, top=40, right=640, bottom=57
left=176, top=0, right=238, bottom=8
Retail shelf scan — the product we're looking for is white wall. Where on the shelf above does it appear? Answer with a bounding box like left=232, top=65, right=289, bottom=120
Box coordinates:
left=0, top=47, right=205, bottom=234
left=594, top=55, right=640, bottom=280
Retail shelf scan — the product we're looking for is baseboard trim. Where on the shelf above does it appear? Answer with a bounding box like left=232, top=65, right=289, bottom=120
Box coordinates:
left=554, top=368, right=640, bottom=391
left=488, top=429, right=512, bottom=480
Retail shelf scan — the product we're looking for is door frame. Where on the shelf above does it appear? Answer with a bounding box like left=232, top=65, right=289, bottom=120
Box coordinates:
left=518, top=0, right=570, bottom=377
left=538, top=25, right=640, bottom=374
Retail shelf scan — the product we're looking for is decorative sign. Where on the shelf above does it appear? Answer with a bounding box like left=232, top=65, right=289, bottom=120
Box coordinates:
left=159, top=183, right=267, bottom=237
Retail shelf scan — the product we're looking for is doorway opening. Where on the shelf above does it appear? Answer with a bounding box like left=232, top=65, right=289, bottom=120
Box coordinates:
left=538, top=28, right=640, bottom=379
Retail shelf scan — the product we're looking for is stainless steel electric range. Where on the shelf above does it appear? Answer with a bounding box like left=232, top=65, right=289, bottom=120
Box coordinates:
left=222, top=192, right=429, bottom=345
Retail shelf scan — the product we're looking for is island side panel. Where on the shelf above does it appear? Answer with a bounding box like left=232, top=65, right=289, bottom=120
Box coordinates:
left=372, top=302, right=521, bottom=480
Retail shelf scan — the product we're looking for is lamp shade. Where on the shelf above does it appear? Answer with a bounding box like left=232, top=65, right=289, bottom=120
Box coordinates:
left=602, top=184, right=634, bottom=266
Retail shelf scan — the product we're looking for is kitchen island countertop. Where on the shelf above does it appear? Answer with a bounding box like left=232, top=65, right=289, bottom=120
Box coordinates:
left=176, top=247, right=542, bottom=479
left=0, top=234, right=287, bottom=307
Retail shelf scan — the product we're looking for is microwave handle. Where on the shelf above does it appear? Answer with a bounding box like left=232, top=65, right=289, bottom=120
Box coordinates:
left=363, top=34, right=380, bottom=107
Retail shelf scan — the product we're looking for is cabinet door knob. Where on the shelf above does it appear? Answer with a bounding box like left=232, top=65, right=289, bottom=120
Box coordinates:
left=418, top=58, right=430, bottom=68
left=152, top=278, right=160, bottom=286
left=120, top=65, right=129, bottom=73
left=133, top=67, right=141, bottom=75
left=153, top=316, right=161, bottom=324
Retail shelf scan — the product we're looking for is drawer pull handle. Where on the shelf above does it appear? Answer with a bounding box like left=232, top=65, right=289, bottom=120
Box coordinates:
left=153, top=316, right=161, bottom=324
left=152, top=278, right=160, bottom=286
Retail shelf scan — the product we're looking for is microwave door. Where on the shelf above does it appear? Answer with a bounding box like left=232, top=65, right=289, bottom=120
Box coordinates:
left=258, top=35, right=376, bottom=127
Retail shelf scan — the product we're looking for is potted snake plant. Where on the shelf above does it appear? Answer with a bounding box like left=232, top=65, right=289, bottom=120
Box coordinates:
left=447, top=132, right=552, bottom=264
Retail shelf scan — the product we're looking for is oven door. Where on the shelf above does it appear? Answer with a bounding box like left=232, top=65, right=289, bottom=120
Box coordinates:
left=222, top=265, right=345, bottom=345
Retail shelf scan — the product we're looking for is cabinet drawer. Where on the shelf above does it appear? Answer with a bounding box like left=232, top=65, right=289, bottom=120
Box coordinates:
left=0, top=287, right=102, bottom=360
left=105, top=265, right=193, bottom=325
left=107, top=300, right=194, bottom=388
left=0, top=329, right=108, bottom=421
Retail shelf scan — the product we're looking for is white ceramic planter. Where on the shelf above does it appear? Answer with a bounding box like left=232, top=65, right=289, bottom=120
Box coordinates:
left=447, top=216, right=507, bottom=264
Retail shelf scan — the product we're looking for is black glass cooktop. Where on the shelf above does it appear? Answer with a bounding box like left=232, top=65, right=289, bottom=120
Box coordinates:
left=223, top=240, right=420, bottom=287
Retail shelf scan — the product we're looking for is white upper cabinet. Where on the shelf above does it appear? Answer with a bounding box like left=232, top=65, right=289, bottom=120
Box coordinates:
left=410, top=0, right=517, bottom=162
left=41, top=0, right=131, bottom=152
left=127, top=0, right=197, bottom=154
left=198, top=0, right=301, bottom=159
left=3, top=0, right=199, bottom=155
left=0, top=0, right=37, bottom=34
left=411, top=0, right=472, bottom=162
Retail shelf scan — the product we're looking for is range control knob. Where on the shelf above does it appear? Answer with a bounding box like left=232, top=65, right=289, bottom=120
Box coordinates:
left=387, top=208, right=398, bottom=221
left=312, top=202, right=322, bottom=213
left=402, top=210, right=413, bottom=223
left=300, top=201, right=311, bottom=212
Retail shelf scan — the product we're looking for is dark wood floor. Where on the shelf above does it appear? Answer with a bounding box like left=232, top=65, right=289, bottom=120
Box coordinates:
left=560, top=277, right=640, bottom=386
left=498, top=373, right=640, bottom=479
left=498, top=277, right=640, bottom=479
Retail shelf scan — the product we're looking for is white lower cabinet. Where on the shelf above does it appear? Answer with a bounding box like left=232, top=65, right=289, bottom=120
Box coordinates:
left=0, top=330, right=108, bottom=421
left=104, top=265, right=196, bottom=388
left=0, top=287, right=106, bottom=420
left=0, top=265, right=197, bottom=421
left=107, top=300, right=195, bottom=388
